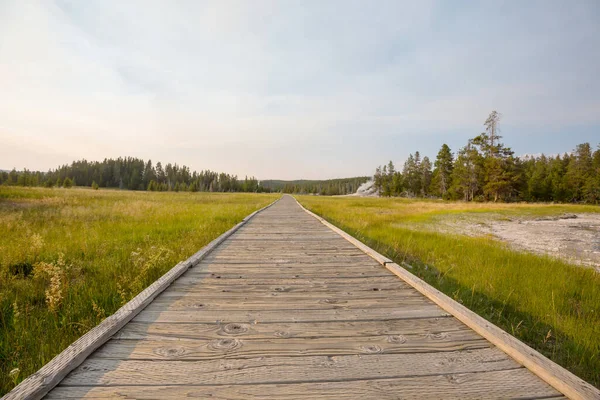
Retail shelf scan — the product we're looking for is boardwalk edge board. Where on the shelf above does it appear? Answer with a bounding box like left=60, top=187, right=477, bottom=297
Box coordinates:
left=294, top=196, right=600, bottom=400
left=1, top=197, right=280, bottom=400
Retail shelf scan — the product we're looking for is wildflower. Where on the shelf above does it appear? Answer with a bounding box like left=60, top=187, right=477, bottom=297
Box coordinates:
left=116, top=282, right=129, bottom=306
left=12, top=301, right=20, bottom=320
left=92, top=300, right=106, bottom=319
left=9, top=368, right=20, bottom=384
left=34, top=260, right=64, bottom=312
left=30, top=233, right=44, bottom=253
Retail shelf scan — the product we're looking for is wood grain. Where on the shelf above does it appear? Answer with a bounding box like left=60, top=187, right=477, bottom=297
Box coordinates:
left=113, top=317, right=470, bottom=341
left=61, top=348, right=520, bottom=386
left=133, top=305, right=450, bottom=323
left=92, top=331, right=490, bottom=361
left=48, top=369, right=565, bottom=399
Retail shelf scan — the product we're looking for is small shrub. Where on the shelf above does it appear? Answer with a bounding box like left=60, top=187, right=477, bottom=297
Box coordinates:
left=8, top=262, right=34, bottom=278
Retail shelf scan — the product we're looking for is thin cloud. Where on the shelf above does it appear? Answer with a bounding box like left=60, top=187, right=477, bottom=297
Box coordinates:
left=0, top=0, right=598, bottom=179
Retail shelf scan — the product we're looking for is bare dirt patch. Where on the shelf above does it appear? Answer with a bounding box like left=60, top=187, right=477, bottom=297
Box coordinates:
left=436, top=213, right=600, bottom=271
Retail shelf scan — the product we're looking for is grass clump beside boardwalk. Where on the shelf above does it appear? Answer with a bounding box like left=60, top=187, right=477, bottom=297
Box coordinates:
left=297, top=195, right=600, bottom=388
left=0, top=187, right=278, bottom=395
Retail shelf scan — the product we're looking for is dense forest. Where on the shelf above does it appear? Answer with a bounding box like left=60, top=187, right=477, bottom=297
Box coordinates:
left=261, top=178, right=369, bottom=196
left=0, top=158, right=367, bottom=196
left=373, top=111, right=600, bottom=203
left=0, top=158, right=269, bottom=193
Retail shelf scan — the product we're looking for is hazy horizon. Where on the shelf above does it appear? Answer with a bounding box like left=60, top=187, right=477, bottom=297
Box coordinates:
left=1, top=1, right=599, bottom=180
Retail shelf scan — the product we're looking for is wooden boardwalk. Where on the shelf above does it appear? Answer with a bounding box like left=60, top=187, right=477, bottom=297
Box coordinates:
left=8, top=195, right=598, bottom=399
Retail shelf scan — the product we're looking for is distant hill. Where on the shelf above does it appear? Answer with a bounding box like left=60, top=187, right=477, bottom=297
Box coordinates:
left=260, top=177, right=369, bottom=195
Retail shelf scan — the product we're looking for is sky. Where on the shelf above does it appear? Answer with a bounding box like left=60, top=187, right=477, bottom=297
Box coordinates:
left=1, top=1, right=599, bottom=180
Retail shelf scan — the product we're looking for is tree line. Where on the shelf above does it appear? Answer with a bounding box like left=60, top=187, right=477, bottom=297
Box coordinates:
left=261, top=177, right=369, bottom=196
left=0, top=157, right=271, bottom=193
left=374, top=111, right=600, bottom=203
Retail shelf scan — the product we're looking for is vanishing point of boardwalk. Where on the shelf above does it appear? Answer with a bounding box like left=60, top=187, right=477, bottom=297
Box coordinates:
left=9, top=195, right=599, bottom=399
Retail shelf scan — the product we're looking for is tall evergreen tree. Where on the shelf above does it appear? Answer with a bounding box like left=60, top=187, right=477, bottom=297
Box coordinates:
left=420, top=157, right=432, bottom=196
left=403, top=153, right=422, bottom=196
left=584, top=146, right=600, bottom=203
left=449, top=141, right=482, bottom=201
left=565, top=143, right=593, bottom=202
left=430, top=144, right=454, bottom=198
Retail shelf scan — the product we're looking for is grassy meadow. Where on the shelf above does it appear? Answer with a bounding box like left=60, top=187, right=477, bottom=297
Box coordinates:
left=0, top=187, right=278, bottom=395
left=297, top=195, right=600, bottom=387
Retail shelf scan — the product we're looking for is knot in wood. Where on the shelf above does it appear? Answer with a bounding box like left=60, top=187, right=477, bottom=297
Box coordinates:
left=274, top=330, right=291, bottom=338
left=360, top=344, right=383, bottom=354
left=155, top=345, right=188, bottom=359
left=320, top=298, right=345, bottom=304
left=426, top=332, right=449, bottom=340
left=208, top=338, right=242, bottom=352
left=387, top=335, right=407, bottom=344
left=445, top=374, right=462, bottom=384
left=185, top=302, right=205, bottom=308
left=274, top=287, right=291, bottom=292
left=221, top=323, right=249, bottom=335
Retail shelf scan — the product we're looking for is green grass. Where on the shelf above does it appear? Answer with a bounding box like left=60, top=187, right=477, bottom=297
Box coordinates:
left=297, top=195, right=600, bottom=388
left=0, top=187, right=278, bottom=395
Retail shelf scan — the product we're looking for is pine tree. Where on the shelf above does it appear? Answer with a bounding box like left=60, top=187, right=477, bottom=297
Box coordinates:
left=449, top=141, right=482, bottom=201
left=583, top=145, right=600, bottom=203
left=402, top=153, right=422, bottom=196
left=420, top=156, right=432, bottom=197
left=430, top=144, right=454, bottom=198
left=143, top=160, right=156, bottom=188
left=484, top=110, right=501, bottom=154
left=471, top=112, right=516, bottom=201
left=565, top=143, right=593, bottom=202
left=374, top=166, right=383, bottom=194
left=527, top=155, right=550, bottom=201
left=380, top=162, right=396, bottom=197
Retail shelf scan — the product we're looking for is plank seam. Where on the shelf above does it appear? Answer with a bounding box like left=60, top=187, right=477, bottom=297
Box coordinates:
left=293, top=195, right=599, bottom=400
left=1, top=196, right=281, bottom=400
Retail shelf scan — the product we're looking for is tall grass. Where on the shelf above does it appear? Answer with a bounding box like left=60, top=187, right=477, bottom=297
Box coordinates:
left=0, top=187, right=277, bottom=395
left=297, top=196, right=600, bottom=388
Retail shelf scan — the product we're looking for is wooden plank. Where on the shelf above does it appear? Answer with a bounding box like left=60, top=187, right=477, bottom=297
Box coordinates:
left=174, top=272, right=392, bottom=280
left=227, top=235, right=340, bottom=240
left=48, top=369, right=563, bottom=399
left=202, top=255, right=375, bottom=263
left=1, top=198, right=281, bottom=400
left=173, top=276, right=399, bottom=287
left=143, top=295, right=432, bottom=312
left=60, top=348, right=520, bottom=386
left=187, top=269, right=386, bottom=276
left=190, top=263, right=386, bottom=272
left=133, top=305, right=450, bottom=323
left=210, top=250, right=364, bottom=256
left=296, top=197, right=600, bottom=400
left=167, top=281, right=416, bottom=293
left=114, top=317, right=470, bottom=341
left=92, top=330, right=490, bottom=360
left=215, top=245, right=359, bottom=250
left=153, top=288, right=424, bottom=300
